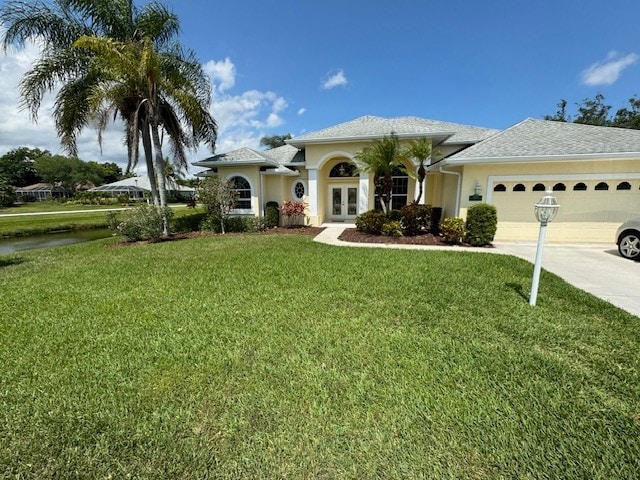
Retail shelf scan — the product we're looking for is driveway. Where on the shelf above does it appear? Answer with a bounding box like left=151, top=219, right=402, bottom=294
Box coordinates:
left=494, top=242, right=640, bottom=318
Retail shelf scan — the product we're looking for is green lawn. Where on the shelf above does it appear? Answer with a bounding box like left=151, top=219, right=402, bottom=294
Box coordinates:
left=1, top=235, right=638, bottom=478
left=0, top=204, right=196, bottom=237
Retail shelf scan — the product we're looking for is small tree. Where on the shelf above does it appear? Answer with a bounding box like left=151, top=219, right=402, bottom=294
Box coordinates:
left=403, top=138, right=439, bottom=204
left=0, top=176, right=16, bottom=207
left=199, top=176, right=237, bottom=234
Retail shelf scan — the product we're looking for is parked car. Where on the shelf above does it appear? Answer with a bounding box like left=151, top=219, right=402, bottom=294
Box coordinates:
left=616, top=216, right=640, bottom=260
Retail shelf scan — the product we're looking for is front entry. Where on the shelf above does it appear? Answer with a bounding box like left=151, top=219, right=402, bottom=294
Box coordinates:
left=329, top=184, right=358, bottom=221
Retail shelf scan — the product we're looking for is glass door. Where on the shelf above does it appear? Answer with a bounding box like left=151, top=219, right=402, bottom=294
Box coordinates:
left=329, top=185, right=358, bottom=221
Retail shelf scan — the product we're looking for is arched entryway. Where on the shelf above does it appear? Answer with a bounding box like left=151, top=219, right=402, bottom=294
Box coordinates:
left=327, top=161, right=359, bottom=221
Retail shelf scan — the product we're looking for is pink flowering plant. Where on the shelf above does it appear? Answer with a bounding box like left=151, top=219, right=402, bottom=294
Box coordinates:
left=280, top=200, right=307, bottom=227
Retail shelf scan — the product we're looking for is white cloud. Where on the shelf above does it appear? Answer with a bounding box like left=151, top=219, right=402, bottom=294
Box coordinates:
left=580, top=51, right=639, bottom=86
left=0, top=43, right=290, bottom=175
left=297, top=107, right=306, bottom=115
left=204, top=57, right=236, bottom=92
left=322, top=69, right=348, bottom=90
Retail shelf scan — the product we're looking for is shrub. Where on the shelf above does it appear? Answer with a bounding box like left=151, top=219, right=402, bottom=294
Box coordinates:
left=465, top=203, right=498, bottom=246
left=173, top=212, right=206, bottom=232
left=117, top=204, right=173, bottom=242
left=440, top=217, right=466, bottom=245
left=430, top=207, right=443, bottom=234
left=400, top=203, right=432, bottom=236
left=280, top=200, right=306, bottom=226
left=355, top=210, right=387, bottom=235
left=105, top=211, right=121, bottom=231
left=388, top=209, right=402, bottom=222
left=0, top=177, right=16, bottom=207
left=200, top=215, right=265, bottom=234
left=265, top=201, right=279, bottom=228
left=381, top=220, right=403, bottom=237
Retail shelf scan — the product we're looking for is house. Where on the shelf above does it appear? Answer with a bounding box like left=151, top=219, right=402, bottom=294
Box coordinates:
left=89, top=176, right=195, bottom=201
left=193, top=115, right=640, bottom=243
left=15, top=183, right=68, bottom=201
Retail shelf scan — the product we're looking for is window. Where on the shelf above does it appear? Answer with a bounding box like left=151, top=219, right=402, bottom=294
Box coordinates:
left=617, top=181, right=631, bottom=191
left=230, top=176, right=251, bottom=210
left=594, top=182, right=609, bottom=191
left=493, top=183, right=506, bottom=192
left=374, top=167, right=408, bottom=211
left=552, top=183, right=566, bottom=191
left=291, top=180, right=306, bottom=200
left=573, top=182, right=587, bottom=191
left=513, top=183, right=526, bottom=192
left=532, top=183, right=546, bottom=192
left=329, top=162, right=357, bottom=177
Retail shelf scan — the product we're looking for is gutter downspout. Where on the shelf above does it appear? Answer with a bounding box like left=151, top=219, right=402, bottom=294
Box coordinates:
left=438, top=165, right=461, bottom=217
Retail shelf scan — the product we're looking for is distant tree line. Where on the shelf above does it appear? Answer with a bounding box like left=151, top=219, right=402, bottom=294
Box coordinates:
left=544, top=93, right=640, bottom=129
left=0, top=147, right=125, bottom=192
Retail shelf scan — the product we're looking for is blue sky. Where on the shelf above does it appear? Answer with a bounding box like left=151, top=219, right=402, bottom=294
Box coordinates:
left=1, top=0, right=639, bottom=173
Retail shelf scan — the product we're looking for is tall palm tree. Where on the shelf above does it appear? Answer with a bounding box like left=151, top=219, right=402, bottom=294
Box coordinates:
left=74, top=34, right=215, bottom=234
left=0, top=0, right=216, bottom=227
left=355, top=133, right=408, bottom=214
left=403, top=137, right=438, bottom=204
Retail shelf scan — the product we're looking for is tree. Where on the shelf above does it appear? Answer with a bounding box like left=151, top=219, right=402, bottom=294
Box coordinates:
left=403, top=137, right=438, bottom=204
left=574, top=93, right=611, bottom=126
left=87, top=161, right=123, bottom=184
left=611, top=96, right=640, bottom=130
left=260, top=134, right=292, bottom=149
left=199, top=176, right=237, bottom=234
left=543, top=99, right=570, bottom=122
left=34, top=154, right=102, bottom=193
left=0, top=147, right=48, bottom=186
left=1, top=0, right=217, bottom=235
left=0, top=175, right=16, bottom=207
left=355, top=133, right=408, bottom=214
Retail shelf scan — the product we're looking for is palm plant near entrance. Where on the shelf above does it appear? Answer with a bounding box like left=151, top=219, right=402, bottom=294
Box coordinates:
left=404, top=137, right=438, bottom=204
left=355, top=133, right=408, bottom=214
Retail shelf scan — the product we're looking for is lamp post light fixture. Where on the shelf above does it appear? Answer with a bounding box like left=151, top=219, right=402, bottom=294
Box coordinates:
left=529, top=189, right=560, bottom=306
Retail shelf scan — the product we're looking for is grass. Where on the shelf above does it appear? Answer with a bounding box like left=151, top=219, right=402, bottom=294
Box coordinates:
left=1, top=234, right=639, bottom=478
left=0, top=203, right=196, bottom=237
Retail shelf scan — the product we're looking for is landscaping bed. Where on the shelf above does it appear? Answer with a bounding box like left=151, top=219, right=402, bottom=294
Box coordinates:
left=339, top=227, right=482, bottom=247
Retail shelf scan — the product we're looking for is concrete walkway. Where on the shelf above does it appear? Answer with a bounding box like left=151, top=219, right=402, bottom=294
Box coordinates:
left=315, top=225, right=640, bottom=318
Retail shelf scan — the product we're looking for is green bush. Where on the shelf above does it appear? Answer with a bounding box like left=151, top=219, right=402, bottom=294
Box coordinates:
left=387, top=209, right=402, bottom=221
left=201, top=215, right=265, bottom=234
left=430, top=207, right=443, bottom=234
left=400, top=203, right=432, bottom=236
left=117, top=204, right=173, bottom=242
left=173, top=212, right=206, bottom=232
left=355, top=210, right=387, bottom=235
left=465, top=203, right=498, bottom=246
left=381, top=220, right=403, bottom=237
left=0, top=177, right=16, bottom=207
left=265, top=201, right=279, bottom=228
left=440, top=217, right=466, bottom=245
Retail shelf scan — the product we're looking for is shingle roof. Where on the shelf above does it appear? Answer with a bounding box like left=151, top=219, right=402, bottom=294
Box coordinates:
left=262, top=144, right=305, bottom=164
left=193, top=147, right=276, bottom=167
left=445, top=118, right=640, bottom=162
left=288, top=115, right=498, bottom=146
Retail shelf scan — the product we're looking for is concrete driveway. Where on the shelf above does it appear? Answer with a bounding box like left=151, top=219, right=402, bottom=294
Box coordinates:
left=494, top=242, right=640, bottom=318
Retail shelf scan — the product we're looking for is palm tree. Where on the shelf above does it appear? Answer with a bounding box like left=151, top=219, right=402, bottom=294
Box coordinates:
left=74, top=34, right=215, bottom=234
left=403, top=137, right=438, bottom=204
left=355, top=133, right=408, bottom=214
left=0, top=0, right=216, bottom=232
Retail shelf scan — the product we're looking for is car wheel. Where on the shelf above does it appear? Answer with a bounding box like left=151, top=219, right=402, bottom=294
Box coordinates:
left=618, top=231, right=640, bottom=260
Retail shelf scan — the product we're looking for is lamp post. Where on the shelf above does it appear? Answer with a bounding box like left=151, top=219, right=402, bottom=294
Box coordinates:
left=529, top=189, right=560, bottom=306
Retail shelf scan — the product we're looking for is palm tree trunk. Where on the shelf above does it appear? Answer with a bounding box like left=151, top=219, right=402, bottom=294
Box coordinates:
left=149, top=109, right=169, bottom=236
left=141, top=122, right=160, bottom=208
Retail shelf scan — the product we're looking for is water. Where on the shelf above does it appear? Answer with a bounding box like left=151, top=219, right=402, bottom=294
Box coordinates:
left=0, top=229, right=113, bottom=254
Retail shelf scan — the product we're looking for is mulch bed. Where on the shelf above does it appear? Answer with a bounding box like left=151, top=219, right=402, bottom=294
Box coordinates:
left=339, top=228, right=478, bottom=247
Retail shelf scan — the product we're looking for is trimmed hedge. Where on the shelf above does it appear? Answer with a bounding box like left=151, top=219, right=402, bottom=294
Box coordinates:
left=465, top=203, right=498, bottom=246
left=355, top=210, right=387, bottom=235
left=441, top=217, right=466, bottom=245
left=265, top=201, right=279, bottom=228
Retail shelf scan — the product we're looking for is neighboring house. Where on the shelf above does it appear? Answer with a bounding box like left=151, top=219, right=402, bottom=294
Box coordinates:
left=89, top=176, right=195, bottom=201
left=15, top=183, right=68, bottom=201
left=193, top=115, right=640, bottom=243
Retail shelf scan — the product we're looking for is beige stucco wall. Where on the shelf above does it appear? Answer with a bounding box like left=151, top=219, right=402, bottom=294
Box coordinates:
left=215, top=166, right=261, bottom=216
left=457, top=158, right=640, bottom=243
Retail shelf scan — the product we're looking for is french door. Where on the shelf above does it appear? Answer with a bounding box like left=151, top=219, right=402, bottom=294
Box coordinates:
left=329, top=184, right=358, bottom=221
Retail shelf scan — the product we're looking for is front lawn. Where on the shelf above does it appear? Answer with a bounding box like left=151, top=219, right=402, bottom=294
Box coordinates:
left=1, top=235, right=638, bottom=478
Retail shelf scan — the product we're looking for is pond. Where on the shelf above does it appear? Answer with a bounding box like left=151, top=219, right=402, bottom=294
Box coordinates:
left=0, top=229, right=113, bottom=255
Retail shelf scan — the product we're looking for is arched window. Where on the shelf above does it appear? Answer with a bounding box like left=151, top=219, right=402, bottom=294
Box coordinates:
left=374, top=167, right=408, bottom=211
left=532, top=183, right=546, bottom=192
left=513, top=183, right=526, bottom=192
left=573, top=182, right=587, bottom=191
left=291, top=180, right=306, bottom=200
left=552, top=183, right=566, bottom=191
left=616, top=181, right=631, bottom=191
left=329, top=162, right=357, bottom=177
left=229, top=176, right=251, bottom=210
left=594, top=182, right=609, bottom=191
left=493, top=183, right=506, bottom=192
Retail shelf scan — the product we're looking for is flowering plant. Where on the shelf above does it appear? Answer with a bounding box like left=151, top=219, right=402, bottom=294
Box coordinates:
left=280, top=200, right=307, bottom=226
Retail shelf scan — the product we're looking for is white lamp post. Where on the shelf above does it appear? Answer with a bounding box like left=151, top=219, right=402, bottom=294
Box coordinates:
left=529, top=189, right=560, bottom=306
